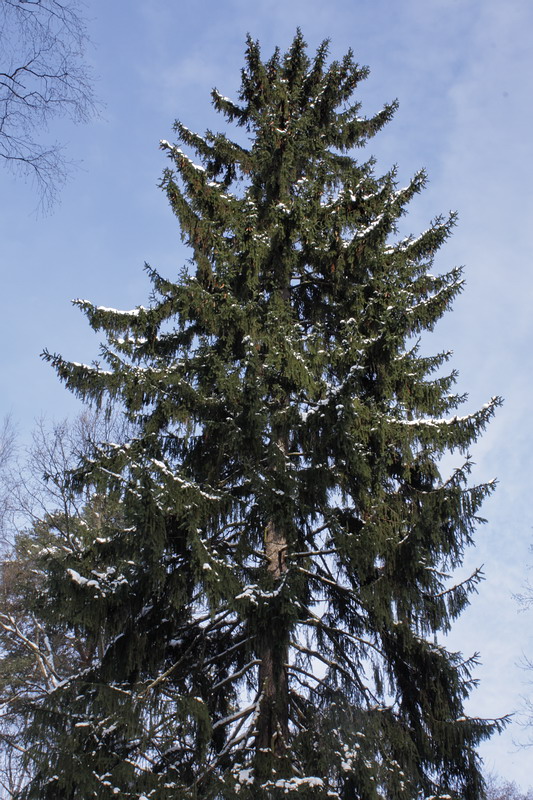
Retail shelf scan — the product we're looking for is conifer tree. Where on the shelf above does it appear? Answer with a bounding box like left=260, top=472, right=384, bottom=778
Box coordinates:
left=22, top=31, right=504, bottom=800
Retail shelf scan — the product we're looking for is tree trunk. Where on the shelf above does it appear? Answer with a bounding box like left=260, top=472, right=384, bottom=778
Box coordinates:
left=256, top=518, right=289, bottom=760
left=255, top=282, right=291, bottom=768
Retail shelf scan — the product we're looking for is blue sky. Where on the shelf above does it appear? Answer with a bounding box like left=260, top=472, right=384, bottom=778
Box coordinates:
left=2, top=0, right=533, bottom=786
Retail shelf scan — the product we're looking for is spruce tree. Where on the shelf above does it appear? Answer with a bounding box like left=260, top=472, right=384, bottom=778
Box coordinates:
left=22, top=31, right=504, bottom=800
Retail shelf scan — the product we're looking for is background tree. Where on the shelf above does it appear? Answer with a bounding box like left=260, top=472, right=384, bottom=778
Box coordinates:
left=19, top=32, right=505, bottom=799
left=0, top=0, right=97, bottom=206
left=515, top=561, right=533, bottom=746
left=0, top=412, right=127, bottom=798
left=484, top=774, right=533, bottom=800
left=0, top=417, right=16, bottom=544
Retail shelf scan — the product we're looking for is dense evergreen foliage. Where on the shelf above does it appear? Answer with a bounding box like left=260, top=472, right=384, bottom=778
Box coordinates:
left=19, top=31, right=503, bottom=800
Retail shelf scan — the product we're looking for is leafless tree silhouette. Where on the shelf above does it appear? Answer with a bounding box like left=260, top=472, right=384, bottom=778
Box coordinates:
left=0, top=0, right=98, bottom=207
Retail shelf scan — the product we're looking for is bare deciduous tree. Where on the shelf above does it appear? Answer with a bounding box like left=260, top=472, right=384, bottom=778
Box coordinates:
left=0, top=416, right=16, bottom=546
left=514, top=550, right=533, bottom=749
left=0, top=0, right=97, bottom=207
left=0, top=410, right=127, bottom=797
left=485, top=773, right=533, bottom=800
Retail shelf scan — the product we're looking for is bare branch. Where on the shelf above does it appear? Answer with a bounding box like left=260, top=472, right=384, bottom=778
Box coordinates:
left=0, top=415, right=16, bottom=547
left=0, top=0, right=98, bottom=208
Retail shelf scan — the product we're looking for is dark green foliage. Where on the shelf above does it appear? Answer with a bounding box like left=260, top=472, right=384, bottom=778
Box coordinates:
left=20, top=30, right=504, bottom=799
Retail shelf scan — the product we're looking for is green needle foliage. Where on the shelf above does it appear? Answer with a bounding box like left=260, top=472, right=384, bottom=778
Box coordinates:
left=22, top=31, right=503, bottom=800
